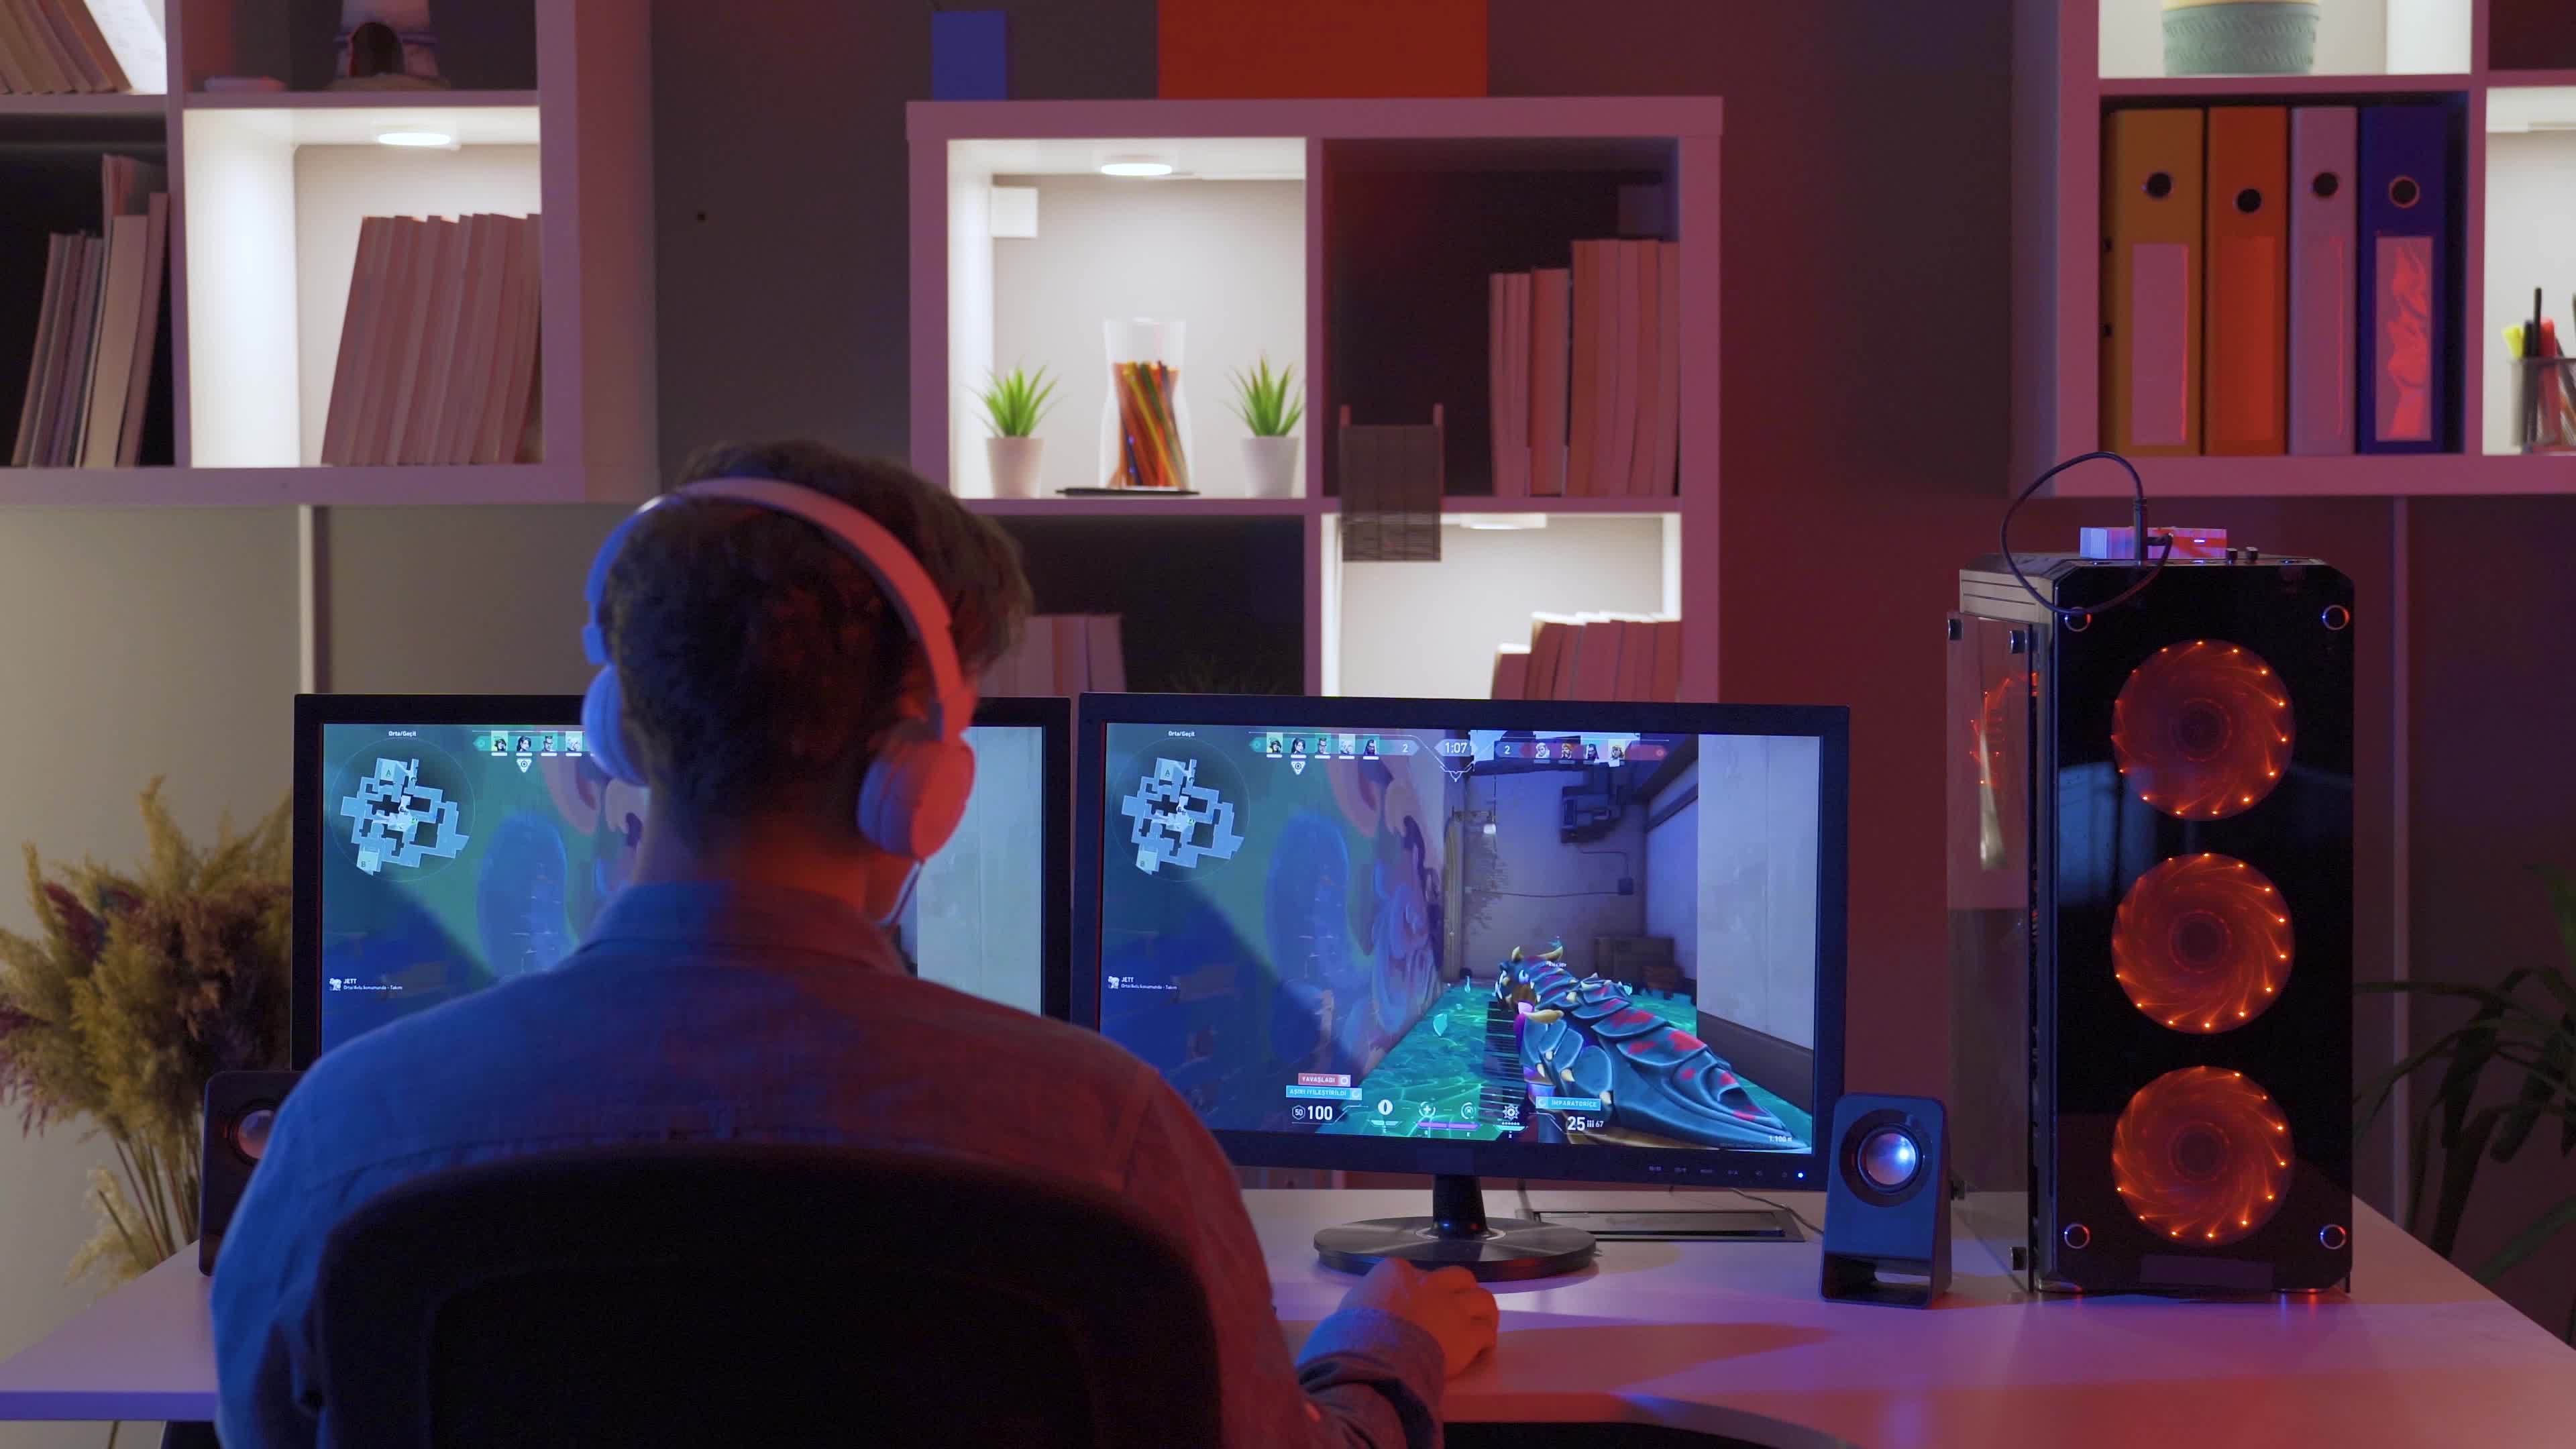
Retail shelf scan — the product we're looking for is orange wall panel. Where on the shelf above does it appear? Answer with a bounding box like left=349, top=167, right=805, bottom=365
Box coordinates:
left=1158, top=0, right=1488, bottom=99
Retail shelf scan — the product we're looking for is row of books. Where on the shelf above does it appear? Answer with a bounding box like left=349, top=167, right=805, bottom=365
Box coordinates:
left=1490, top=613, right=1682, bottom=702
left=0, top=0, right=154, bottom=93
left=979, top=614, right=1128, bottom=697
left=1487, top=237, right=1680, bottom=497
left=2103, top=103, right=2453, bottom=458
left=321, top=213, right=544, bottom=467
left=9, top=155, right=166, bottom=469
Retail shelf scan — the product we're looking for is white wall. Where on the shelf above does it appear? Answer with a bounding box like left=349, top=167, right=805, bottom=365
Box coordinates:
left=2481, top=131, right=2576, bottom=455
left=988, top=175, right=1306, bottom=498
left=0, top=507, right=299, bottom=1448
left=1335, top=517, right=1669, bottom=699
left=1691, top=735, right=1821, bottom=1048
left=324, top=504, right=631, bottom=693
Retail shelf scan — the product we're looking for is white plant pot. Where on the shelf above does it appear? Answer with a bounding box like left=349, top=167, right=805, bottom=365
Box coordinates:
left=1241, top=435, right=1301, bottom=498
left=987, top=435, right=1043, bottom=498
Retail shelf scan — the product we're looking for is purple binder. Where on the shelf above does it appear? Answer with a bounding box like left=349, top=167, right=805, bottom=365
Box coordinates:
left=2355, top=104, right=2454, bottom=455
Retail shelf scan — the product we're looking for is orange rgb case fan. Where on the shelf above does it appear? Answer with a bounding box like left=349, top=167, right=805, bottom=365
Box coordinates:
left=2112, top=639, right=2294, bottom=820
left=2112, top=1065, right=2294, bottom=1247
left=2112, top=853, right=2293, bottom=1034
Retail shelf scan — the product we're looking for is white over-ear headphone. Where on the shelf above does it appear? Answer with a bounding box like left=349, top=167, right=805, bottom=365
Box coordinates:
left=580, top=476, right=977, bottom=861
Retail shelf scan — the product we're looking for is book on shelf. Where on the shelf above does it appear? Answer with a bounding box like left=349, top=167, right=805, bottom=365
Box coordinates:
left=1505, top=271, right=1531, bottom=496
left=75, top=210, right=144, bottom=467
left=1571, top=610, right=1621, bottom=701
left=323, top=213, right=545, bottom=466
left=1648, top=241, right=1680, bottom=496
left=1566, top=241, right=1600, bottom=498
left=979, top=614, right=1127, bottom=696
left=0, top=0, right=138, bottom=93
left=9, top=156, right=168, bottom=470
left=1529, top=266, right=1570, bottom=497
left=10, top=235, right=68, bottom=466
left=1493, top=612, right=1682, bottom=701
left=111, top=191, right=165, bottom=466
left=1604, top=242, right=1640, bottom=492
left=1487, top=270, right=1534, bottom=496
left=50, top=233, right=106, bottom=466
left=1499, top=238, right=1674, bottom=500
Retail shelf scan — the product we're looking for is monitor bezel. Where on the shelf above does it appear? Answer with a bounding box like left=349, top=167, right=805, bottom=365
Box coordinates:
left=1072, top=691, right=1849, bottom=1194
left=293, top=692, right=1076, bottom=1067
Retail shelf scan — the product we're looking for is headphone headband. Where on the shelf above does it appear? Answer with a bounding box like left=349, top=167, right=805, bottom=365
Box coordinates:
left=582, top=476, right=973, bottom=744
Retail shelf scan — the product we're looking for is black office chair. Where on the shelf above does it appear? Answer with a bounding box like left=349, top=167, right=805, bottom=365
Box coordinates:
left=309, top=1144, right=1222, bottom=1447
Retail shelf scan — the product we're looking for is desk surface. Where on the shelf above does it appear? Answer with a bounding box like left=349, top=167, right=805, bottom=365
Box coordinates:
left=4, top=1189, right=2573, bottom=1446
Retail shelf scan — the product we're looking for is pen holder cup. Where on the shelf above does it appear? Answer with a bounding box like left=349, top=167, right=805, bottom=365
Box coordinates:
left=2516, top=357, right=2576, bottom=453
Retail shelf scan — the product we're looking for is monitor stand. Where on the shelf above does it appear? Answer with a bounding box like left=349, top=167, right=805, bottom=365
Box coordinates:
left=1313, top=1173, right=1597, bottom=1282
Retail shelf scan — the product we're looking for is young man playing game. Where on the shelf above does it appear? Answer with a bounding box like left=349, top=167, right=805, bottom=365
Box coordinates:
left=211, top=441, right=1495, bottom=1446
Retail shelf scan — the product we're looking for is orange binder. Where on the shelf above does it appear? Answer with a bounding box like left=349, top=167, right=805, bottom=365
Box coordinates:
left=2102, top=109, right=2205, bottom=455
left=2204, top=106, right=2289, bottom=455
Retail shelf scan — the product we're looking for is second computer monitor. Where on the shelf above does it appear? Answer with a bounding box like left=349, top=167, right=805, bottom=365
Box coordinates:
left=1076, top=694, right=1847, bottom=1193
left=293, top=694, right=1071, bottom=1065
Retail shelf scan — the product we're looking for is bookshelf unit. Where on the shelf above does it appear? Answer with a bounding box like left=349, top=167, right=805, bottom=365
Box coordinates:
left=2015, top=0, right=2576, bottom=496
left=909, top=97, right=1718, bottom=699
left=0, top=0, right=652, bottom=506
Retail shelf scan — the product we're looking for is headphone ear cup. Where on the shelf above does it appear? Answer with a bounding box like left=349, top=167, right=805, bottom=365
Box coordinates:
left=582, top=667, right=648, bottom=787
left=857, top=721, right=977, bottom=859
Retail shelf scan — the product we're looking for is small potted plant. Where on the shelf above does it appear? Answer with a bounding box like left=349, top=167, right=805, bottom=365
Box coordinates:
left=1228, top=356, right=1303, bottom=499
left=974, top=365, right=1058, bottom=498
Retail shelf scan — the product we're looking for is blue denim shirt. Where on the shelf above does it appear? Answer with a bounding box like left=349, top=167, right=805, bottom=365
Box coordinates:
left=211, top=881, right=1442, bottom=1447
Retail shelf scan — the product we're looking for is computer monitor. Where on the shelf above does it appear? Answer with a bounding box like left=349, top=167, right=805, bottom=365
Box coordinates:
left=292, top=693, right=1072, bottom=1065
left=1075, top=694, right=1847, bottom=1279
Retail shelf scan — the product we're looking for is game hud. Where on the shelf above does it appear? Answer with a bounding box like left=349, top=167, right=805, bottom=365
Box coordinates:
left=315, top=722, right=646, bottom=1051
left=1097, top=722, right=1823, bottom=1155
left=315, top=721, right=1049, bottom=1051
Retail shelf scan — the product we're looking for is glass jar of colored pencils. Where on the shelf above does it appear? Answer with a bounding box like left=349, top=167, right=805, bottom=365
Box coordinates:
left=1099, top=317, right=1195, bottom=492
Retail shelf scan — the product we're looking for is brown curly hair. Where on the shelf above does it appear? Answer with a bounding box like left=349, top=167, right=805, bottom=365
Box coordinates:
left=598, top=440, right=1032, bottom=842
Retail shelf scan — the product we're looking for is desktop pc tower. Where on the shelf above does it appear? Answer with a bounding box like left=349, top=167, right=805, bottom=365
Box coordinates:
left=1948, top=553, right=2354, bottom=1295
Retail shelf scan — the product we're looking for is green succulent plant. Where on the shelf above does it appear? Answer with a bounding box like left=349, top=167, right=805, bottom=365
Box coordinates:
left=1227, top=356, right=1303, bottom=438
left=974, top=365, right=1059, bottom=438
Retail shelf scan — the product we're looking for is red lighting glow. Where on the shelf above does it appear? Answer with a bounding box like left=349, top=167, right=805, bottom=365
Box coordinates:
left=2112, top=853, right=2293, bottom=1033
left=2112, top=1066, right=2293, bottom=1246
left=2111, top=640, right=2294, bottom=820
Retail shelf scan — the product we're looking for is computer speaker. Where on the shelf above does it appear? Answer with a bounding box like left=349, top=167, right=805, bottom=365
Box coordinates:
left=1820, top=1093, right=1951, bottom=1308
left=201, top=1069, right=300, bottom=1275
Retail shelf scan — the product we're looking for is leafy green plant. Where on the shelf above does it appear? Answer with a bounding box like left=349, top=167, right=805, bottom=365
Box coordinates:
left=2359, top=864, right=2576, bottom=1340
left=973, top=365, right=1058, bottom=438
left=1226, top=356, right=1303, bottom=438
left=0, top=783, right=291, bottom=1287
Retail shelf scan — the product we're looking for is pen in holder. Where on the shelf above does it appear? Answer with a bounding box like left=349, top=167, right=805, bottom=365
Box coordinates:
left=2517, top=356, right=2576, bottom=453
left=1099, top=317, right=1193, bottom=491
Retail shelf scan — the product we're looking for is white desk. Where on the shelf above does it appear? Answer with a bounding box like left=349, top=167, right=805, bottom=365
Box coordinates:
left=4, top=1190, right=2573, bottom=1446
